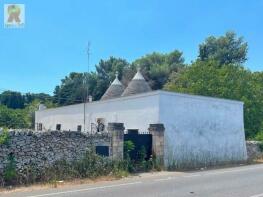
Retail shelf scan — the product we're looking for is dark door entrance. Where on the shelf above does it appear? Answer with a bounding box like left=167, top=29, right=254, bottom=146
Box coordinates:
left=124, top=130, right=152, bottom=161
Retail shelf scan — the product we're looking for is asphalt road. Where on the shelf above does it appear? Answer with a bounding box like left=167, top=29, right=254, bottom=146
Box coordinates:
left=2, top=164, right=263, bottom=197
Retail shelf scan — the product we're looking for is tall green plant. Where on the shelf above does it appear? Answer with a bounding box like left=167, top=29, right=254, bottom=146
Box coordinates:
left=3, top=154, right=17, bottom=185
left=0, top=128, right=10, bottom=145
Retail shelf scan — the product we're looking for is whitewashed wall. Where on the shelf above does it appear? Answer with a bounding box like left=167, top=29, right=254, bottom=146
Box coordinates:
left=36, top=91, right=247, bottom=168
left=35, top=93, right=159, bottom=132
left=159, top=91, right=247, bottom=168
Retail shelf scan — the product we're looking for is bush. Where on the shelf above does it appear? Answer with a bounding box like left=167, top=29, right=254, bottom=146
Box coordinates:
left=124, top=140, right=135, bottom=160
left=0, top=150, right=129, bottom=187
left=258, top=142, right=263, bottom=152
left=124, top=143, right=162, bottom=173
left=0, top=128, right=10, bottom=145
left=3, top=154, right=17, bottom=185
left=255, top=132, right=263, bottom=141
left=0, top=148, right=163, bottom=187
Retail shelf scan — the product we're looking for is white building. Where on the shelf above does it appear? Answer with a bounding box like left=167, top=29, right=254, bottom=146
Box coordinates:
left=35, top=71, right=247, bottom=167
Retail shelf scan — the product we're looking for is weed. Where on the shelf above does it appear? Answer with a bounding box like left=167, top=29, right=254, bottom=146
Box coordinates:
left=0, top=128, right=10, bottom=145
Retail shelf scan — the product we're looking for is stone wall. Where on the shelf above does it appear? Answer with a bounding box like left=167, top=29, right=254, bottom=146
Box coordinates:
left=0, top=122, right=166, bottom=176
left=108, top=123, right=124, bottom=160
left=246, top=141, right=263, bottom=161
left=148, top=124, right=165, bottom=165
left=0, top=130, right=111, bottom=174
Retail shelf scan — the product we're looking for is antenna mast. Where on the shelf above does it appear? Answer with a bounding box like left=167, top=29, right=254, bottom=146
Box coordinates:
left=84, top=41, right=91, bottom=132
left=87, top=41, right=91, bottom=75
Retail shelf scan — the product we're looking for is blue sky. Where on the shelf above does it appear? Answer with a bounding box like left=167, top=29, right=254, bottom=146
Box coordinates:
left=0, top=0, right=262, bottom=94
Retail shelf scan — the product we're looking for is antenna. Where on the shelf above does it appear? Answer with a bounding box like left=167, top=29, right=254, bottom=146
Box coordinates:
left=84, top=41, right=91, bottom=132
left=86, top=41, right=91, bottom=74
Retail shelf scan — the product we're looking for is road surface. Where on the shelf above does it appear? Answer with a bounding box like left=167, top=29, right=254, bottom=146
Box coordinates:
left=2, top=164, right=263, bottom=197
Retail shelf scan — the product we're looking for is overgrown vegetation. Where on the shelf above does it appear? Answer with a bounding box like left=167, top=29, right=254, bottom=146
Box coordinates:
left=2, top=154, right=17, bottom=186
left=0, top=151, right=127, bottom=187
left=123, top=140, right=162, bottom=173
left=258, top=142, right=263, bottom=152
left=0, top=148, right=162, bottom=187
left=0, top=128, right=10, bottom=145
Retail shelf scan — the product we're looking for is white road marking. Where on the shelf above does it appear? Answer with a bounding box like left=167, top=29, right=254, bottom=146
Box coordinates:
left=154, top=165, right=263, bottom=181
left=250, top=193, right=263, bottom=197
left=154, top=177, right=174, bottom=182
left=25, top=165, right=263, bottom=197
left=204, top=165, right=263, bottom=176
left=26, top=181, right=142, bottom=197
left=183, top=174, right=201, bottom=178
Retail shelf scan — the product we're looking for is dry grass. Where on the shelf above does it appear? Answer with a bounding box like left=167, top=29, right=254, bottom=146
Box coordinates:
left=253, top=158, right=263, bottom=163
left=0, top=176, right=120, bottom=194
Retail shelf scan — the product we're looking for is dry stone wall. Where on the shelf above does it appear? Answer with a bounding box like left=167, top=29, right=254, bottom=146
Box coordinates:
left=246, top=141, right=263, bottom=161
left=0, top=130, right=111, bottom=174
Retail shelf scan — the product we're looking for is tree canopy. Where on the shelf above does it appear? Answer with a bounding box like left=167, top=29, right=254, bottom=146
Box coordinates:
left=53, top=52, right=185, bottom=106
left=0, top=105, right=29, bottom=129
left=132, top=50, right=185, bottom=90
left=198, top=32, right=248, bottom=65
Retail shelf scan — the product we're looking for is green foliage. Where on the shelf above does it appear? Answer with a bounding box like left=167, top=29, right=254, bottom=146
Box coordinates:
left=255, top=132, right=263, bottom=141
left=138, top=146, right=147, bottom=162
left=164, top=60, right=263, bottom=139
left=0, top=151, right=129, bottom=186
left=24, top=99, right=57, bottom=129
left=124, top=142, right=161, bottom=173
left=124, top=140, right=135, bottom=159
left=0, top=91, right=24, bottom=109
left=258, top=142, right=263, bottom=152
left=133, top=146, right=149, bottom=172
left=53, top=72, right=92, bottom=106
left=0, top=91, right=53, bottom=129
left=95, top=57, right=130, bottom=98
left=53, top=52, right=185, bottom=106
left=0, top=91, right=52, bottom=109
left=0, top=105, right=29, bottom=129
left=199, top=31, right=248, bottom=65
left=131, top=50, right=185, bottom=90
left=3, top=154, right=17, bottom=185
left=0, top=128, right=10, bottom=145
left=0, top=149, right=163, bottom=186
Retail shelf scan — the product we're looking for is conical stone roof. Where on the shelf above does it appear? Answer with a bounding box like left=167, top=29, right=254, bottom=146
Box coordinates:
left=100, top=73, right=125, bottom=100
left=121, top=69, right=152, bottom=97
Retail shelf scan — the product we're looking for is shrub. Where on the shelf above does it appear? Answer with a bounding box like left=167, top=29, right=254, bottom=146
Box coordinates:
left=3, top=154, right=17, bottom=185
left=258, top=142, right=263, bottom=152
left=0, top=150, right=130, bottom=186
left=0, top=148, right=163, bottom=187
left=255, top=132, right=263, bottom=141
left=124, top=140, right=135, bottom=160
left=0, top=128, right=10, bottom=145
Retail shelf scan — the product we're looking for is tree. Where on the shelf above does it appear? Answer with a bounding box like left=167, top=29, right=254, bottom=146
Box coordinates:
left=0, top=91, right=25, bottom=109
left=53, top=57, right=130, bottom=106
left=52, top=53, right=185, bottom=105
left=25, top=99, right=56, bottom=129
left=164, top=60, right=263, bottom=138
left=24, top=93, right=52, bottom=106
left=199, top=32, right=248, bottom=65
left=95, top=57, right=130, bottom=99
left=53, top=72, right=88, bottom=106
left=131, top=50, right=185, bottom=90
left=0, top=105, right=29, bottom=129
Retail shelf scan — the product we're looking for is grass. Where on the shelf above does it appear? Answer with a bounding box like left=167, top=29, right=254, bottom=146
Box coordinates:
left=0, top=151, right=130, bottom=187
